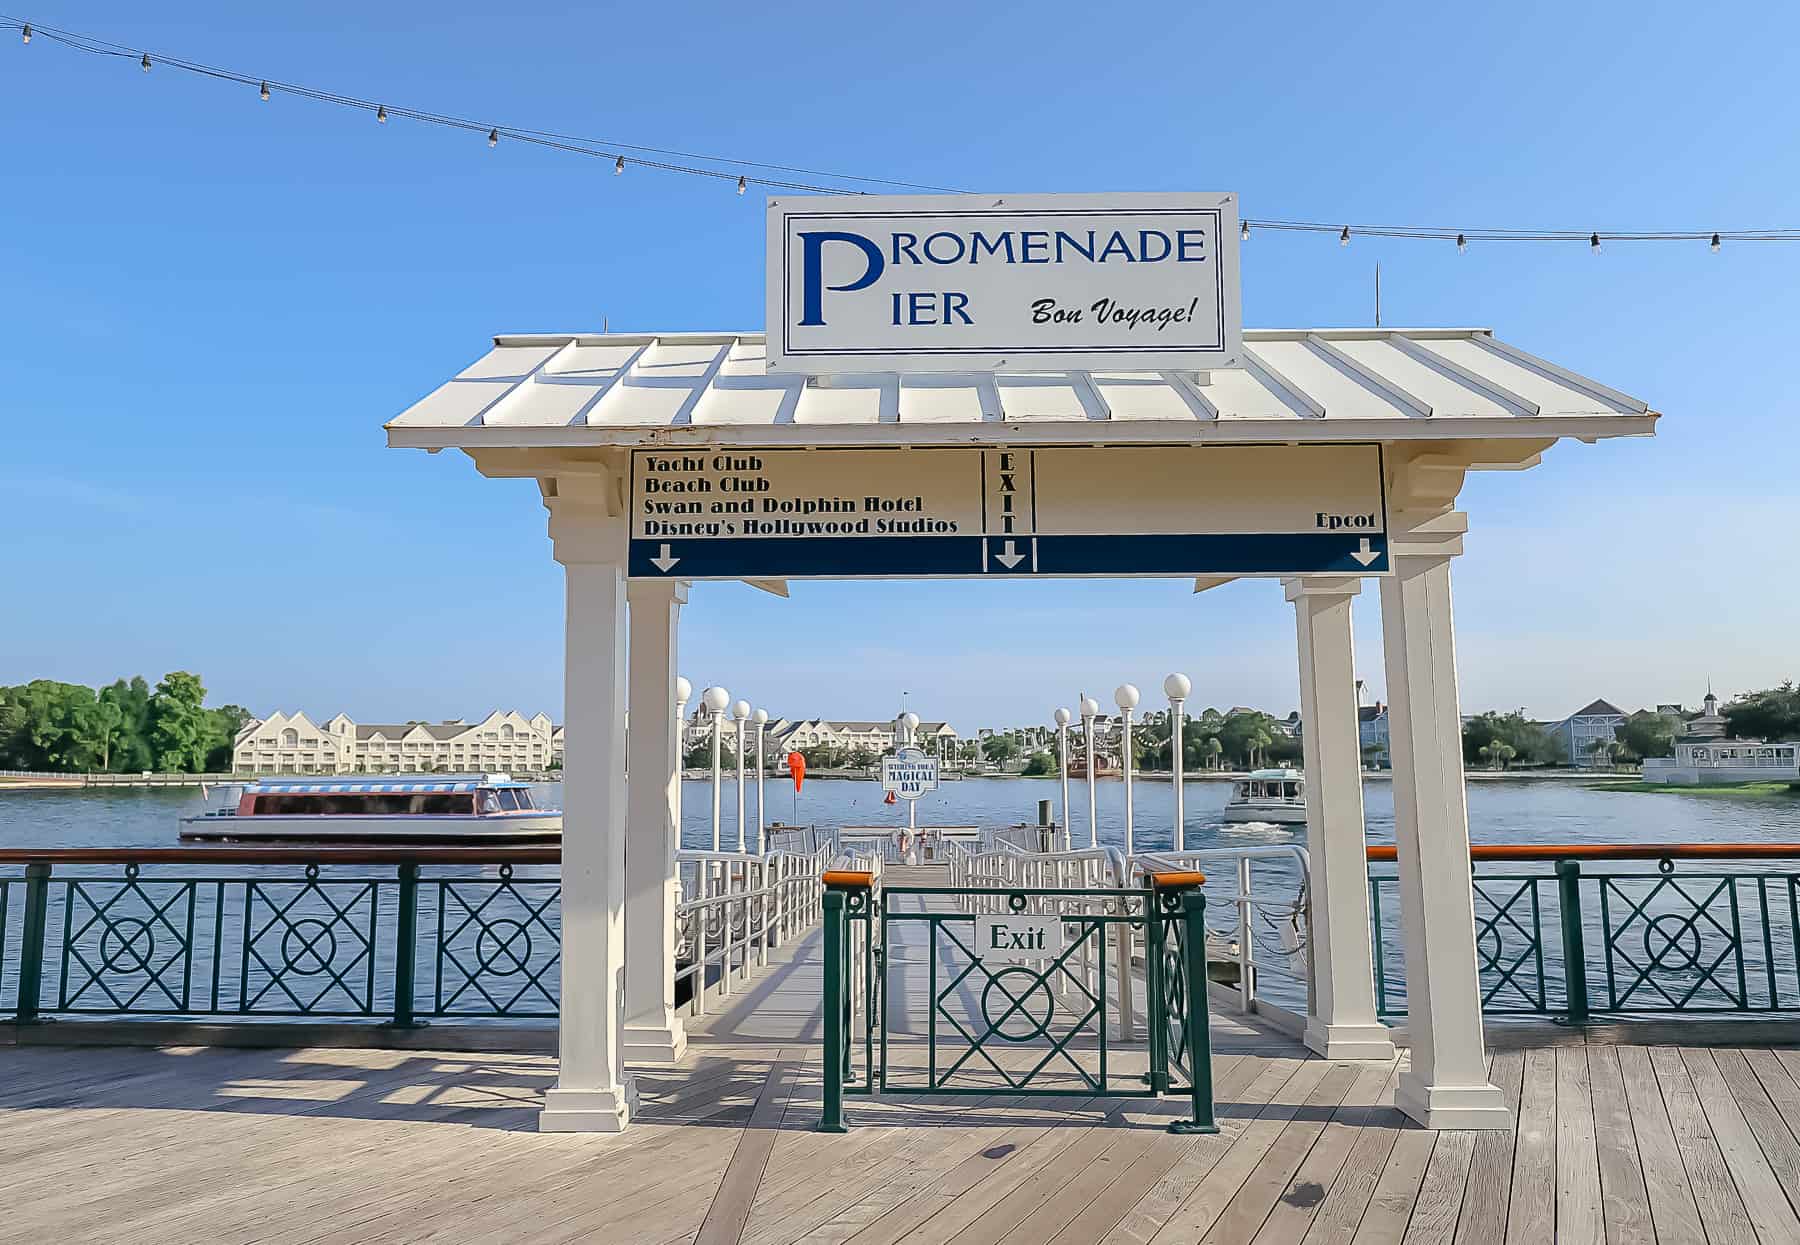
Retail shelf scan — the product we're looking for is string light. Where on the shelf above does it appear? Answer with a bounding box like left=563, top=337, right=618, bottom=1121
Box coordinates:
left=1456, top=233, right=1467, bottom=253
left=6, top=14, right=1800, bottom=239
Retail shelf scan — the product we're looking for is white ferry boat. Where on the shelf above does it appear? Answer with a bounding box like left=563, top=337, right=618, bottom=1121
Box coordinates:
left=1222, top=768, right=1307, bottom=825
left=179, top=775, right=561, bottom=842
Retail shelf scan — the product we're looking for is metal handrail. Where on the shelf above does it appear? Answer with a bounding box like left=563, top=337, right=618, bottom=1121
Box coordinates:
left=1367, top=842, right=1800, bottom=862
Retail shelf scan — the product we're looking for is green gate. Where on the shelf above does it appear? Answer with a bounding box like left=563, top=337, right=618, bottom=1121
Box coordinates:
left=819, top=869, right=1216, bottom=1133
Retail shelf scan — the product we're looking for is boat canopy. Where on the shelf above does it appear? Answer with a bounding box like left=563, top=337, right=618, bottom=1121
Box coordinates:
left=243, top=776, right=532, bottom=796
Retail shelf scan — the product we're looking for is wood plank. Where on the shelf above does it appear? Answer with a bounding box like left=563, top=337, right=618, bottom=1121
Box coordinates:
left=1553, top=1047, right=1603, bottom=1244
left=1351, top=1128, right=1435, bottom=1245
left=1451, top=1048, right=1523, bottom=1245
left=1713, top=1049, right=1800, bottom=1221
left=1247, top=1059, right=1397, bottom=1245
left=1645, top=1045, right=1757, bottom=1245
left=1299, top=1062, right=1409, bottom=1245
left=696, top=1053, right=800, bottom=1245
left=1145, top=1060, right=1341, bottom=1244
left=1401, top=1129, right=1474, bottom=1245
left=1613, top=1046, right=1707, bottom=1245
left=1584, top=1046, right=1653, bottom=1245
left=1679, top=1047, right=1800, bottom=1240
left=1501, top=1047, right=1556, bottom=1245
left=1196, top=1061, right=1363, bottom=1243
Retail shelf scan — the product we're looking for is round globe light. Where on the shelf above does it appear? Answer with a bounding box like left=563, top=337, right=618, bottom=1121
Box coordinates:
left=753, top=708, right=769, bottom=725
left=702, top=686, right=731, bottom=713
left=1080, top=696, right=1100, bottom=718
left=733, top=700, right=752, bottom=720
left=674, top=676, right=693, bottom=703
left=1163, top=673, right=1192, bottom=700
left=1114, top=684, right=1141, bottom=711
left=902, top=711, right=920, bottom=731
left=1053, top=707, right=1071, bottom=726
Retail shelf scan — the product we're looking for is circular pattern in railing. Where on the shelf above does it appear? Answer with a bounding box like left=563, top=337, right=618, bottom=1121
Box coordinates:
left=98, top=917, right=157, bottom=974
left=280, top=918, right=338, bottom=976
left=980, top=966, right=1055, bottom=1042
left=475, top=919, right=534, bottom=977
left=1643, top=911, right=1705, bottom=974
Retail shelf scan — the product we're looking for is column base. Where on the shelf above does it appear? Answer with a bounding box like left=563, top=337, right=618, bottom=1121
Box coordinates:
left=1395, top=1073, right=1511, bottom=1130
left=539, top=1076, right=640, bottom=1134
left=1304, top=1019, right=1397, bottom=1061
left=623, top=1021, right=688, bottom=1066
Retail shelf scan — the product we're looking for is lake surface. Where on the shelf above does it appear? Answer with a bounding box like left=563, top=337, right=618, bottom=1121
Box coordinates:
left=3, top=774, right=1797, bottom=853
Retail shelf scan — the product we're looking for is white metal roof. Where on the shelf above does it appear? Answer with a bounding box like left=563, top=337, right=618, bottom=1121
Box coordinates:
left=385, top=328, right=1657, bottom=450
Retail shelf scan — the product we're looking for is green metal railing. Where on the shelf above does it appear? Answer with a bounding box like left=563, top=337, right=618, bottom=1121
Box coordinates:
left=1368, top=845, right=1800, bottom=1022
left=820, top=871, right=1216, bottom=1133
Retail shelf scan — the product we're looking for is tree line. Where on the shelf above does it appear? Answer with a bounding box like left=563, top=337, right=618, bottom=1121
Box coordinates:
left=1462, top=682, right=1800, bottom=770
left=0, top=674, right=251, bottom=774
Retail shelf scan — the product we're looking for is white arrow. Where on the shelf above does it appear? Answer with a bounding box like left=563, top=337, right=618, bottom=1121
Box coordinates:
left=994, top=539, right=1026, bottom=569
left=651, top=543, right=681, bottom=573
left=1350, top=538, right=1379, bottom=567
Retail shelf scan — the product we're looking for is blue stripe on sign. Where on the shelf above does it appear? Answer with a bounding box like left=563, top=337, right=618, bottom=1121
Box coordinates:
left=629, top=532, right=1388, bottom=579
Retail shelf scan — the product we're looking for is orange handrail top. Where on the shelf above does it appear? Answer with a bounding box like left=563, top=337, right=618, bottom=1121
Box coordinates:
left=1149, top=870, right=1207, bottom=888
left=822, top=869, right=876, bottom=888
left=1365, top=843, right=1800, bottom=863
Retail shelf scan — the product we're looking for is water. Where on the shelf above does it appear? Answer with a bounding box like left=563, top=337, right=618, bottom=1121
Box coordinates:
left=4, top=774, right=1797, bottom=854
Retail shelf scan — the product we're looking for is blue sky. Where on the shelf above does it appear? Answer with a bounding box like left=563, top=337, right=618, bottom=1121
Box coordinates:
left=3, top=0, right=1797, bottom=733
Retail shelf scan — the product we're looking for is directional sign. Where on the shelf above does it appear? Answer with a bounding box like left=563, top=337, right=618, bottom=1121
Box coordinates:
left=974, top=913, right=1067, bottom=962
left=881, top=747, right=939, bottom=800
left=627, top=444, right=1389, bottom=580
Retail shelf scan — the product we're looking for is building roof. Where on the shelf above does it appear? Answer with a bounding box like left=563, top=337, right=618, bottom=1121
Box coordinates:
left=1567, top=699, right=1628, bottom=719
left=386, top=329, right=1656, bottom=450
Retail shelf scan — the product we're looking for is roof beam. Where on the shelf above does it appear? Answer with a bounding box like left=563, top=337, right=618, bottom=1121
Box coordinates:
left=742, top=579, right=790, bottom=598
left=1304, top=335, right=1433, bottom=418
left=1387, top=336, right=1539, bottom=416
left=1469, top=335, right=1650, bottom=412
left=1241, top=347, right=1326, bottom=419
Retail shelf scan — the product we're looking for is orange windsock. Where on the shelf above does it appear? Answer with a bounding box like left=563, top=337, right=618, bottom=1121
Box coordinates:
left=788, top=752, right=806, bottom=792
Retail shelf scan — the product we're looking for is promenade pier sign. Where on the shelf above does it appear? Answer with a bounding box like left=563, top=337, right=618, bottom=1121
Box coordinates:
left=766, top=192, right=1242, bottom=374
left=627, top=444, right=1389, bottom=579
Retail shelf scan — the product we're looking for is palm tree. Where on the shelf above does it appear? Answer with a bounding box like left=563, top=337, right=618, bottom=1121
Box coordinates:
left=1479, top=740, right=1516, bottom=771
left=1204, top=737, right=1224, bottom=771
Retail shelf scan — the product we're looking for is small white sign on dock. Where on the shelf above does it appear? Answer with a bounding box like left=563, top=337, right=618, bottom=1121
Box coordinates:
left=974, top=913, right=1067, bottom=961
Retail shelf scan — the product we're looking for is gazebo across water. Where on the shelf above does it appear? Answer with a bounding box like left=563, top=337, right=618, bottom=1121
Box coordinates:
left=387, top=325, right=1656, bottom=1132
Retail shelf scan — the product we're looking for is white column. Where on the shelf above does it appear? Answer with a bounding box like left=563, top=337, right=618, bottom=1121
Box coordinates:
left=541, top=483, right=636, bottom=1132
left=1285, top=576, right=1394, bottom=1061
left=1380, top=520, right=1510, bottom=1130
left=623, top=578, right=687, bottom=1065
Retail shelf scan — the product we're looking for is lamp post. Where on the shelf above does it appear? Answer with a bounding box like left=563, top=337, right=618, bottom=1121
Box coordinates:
left=1164, top=673, right=1191, bottom=853
left=674, top=676, right=691, bottom=851
left=702, top=686, right=730, bottom=852
left=752, top=708, right=768, bottom=854
left=1053, top=707, right=1072, bottom=851
left=1079, top=695, right=1100, bottom=848
left=1115, top=684, right=1140, bottom=857
left=901, top=710, right=921, bottom=858
left=732, top=700, right=751, bottom=853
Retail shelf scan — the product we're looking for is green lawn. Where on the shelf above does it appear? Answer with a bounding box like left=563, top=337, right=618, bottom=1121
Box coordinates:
left=1597, top=779, right=1800, bottom=797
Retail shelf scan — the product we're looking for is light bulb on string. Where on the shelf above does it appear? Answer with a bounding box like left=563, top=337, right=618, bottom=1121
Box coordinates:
left=1590, top=232, right=1601, bottom=253
left=140, top=52, right=151, bottom=72
left=1456, top=233, right=1467, bottom=254
left=1339, top=226, right=1350, bottom=246
left=21, top=24, right=30, bottom=43
left=488, top=128, right=499, bottom=148
left=1240, top=220, right=1250, bottom=241
left=259, top=81, right=270, bottom=101
left=615, top=155, right=625, bottom=175
left=376, top=104, right=387, bottom=123
left=736, top=175, right=747, bottom=195
left=1711, top=233, right=1722, bottom=253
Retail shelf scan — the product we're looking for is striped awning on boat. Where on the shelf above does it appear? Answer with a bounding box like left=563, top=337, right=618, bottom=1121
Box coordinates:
left=243, top=780, right=482, bottom=795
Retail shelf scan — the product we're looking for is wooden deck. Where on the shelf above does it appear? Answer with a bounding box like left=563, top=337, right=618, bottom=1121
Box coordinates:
left=6, top=875, right=1800, bottom=1242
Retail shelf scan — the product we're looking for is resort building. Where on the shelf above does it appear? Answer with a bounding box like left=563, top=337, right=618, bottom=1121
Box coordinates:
left=232, top=710, right=561, bottom=775
left=1543, top=697, right=1629, bottom=766
left=1640, top=688, right=1800, bottom=783
left=1359, top=703, right=1390, bottom=763
left=769, top=718, right=957, bottom=757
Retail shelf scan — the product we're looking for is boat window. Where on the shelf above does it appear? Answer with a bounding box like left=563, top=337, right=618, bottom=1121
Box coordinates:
left=410, top=793, right=471, bottom=815
left=1284, top=782, right=1300, bottom=799
left=496, top=788, right=524, bottom=811
left=480, top=791, right=502, bottom=814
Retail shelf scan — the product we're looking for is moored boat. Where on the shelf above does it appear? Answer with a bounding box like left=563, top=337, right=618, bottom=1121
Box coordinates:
left=1222, top=768, right=1306, bottom=825
left=179, top=774, right=561, bottom=842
